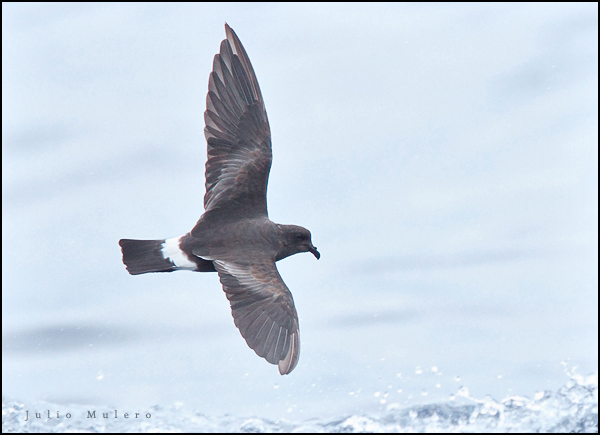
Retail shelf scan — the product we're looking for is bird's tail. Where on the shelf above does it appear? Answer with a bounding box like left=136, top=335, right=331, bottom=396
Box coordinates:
left=119, top=239, right=178, bottom=275
left=119, top=236, right=217, bottom=275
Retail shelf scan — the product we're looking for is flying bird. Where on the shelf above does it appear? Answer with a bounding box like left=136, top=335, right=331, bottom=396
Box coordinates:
left=119, top=24, right=319, bottom=375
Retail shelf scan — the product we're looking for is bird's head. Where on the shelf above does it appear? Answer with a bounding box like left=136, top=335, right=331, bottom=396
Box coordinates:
left=277, top=225, right=320, bottom=261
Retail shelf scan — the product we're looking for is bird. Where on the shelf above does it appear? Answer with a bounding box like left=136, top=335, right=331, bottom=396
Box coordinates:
left=118, top=24, right=319, bottom=375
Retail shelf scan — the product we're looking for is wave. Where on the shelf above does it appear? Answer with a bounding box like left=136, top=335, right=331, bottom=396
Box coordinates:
left=2, top=368, right=597, bottom=433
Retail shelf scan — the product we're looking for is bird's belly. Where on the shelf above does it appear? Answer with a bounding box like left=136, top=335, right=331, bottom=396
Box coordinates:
left=188, top=217, right=278, bottom=261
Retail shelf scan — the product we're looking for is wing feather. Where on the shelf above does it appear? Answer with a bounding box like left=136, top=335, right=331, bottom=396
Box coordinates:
left=196, top=24, right=272, bottom=227
left=213, top=259, right=300, bottom=375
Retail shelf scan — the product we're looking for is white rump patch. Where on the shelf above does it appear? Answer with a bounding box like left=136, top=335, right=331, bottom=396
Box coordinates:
left=162, top=236, right=197, bottom=269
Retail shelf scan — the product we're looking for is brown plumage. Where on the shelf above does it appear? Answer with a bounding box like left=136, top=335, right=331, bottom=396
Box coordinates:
left=119, top=24, right=319, bottom=375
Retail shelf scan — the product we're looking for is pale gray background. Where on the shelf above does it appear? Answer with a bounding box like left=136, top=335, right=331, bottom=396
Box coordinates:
left=2, top=2, right=598, bottom=421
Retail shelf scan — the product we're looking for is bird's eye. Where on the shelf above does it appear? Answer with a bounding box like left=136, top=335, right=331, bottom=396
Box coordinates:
left=295, top=233, right=306, bottom=241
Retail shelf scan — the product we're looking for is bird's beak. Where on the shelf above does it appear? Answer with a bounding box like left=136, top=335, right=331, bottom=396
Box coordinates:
left=309, top=245, right=320, bottom=260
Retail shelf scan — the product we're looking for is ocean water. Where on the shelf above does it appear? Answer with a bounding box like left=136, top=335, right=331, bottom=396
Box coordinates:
left=2, top=368, right=597, bottom=432
left=2, top=3, right=597, bottom=433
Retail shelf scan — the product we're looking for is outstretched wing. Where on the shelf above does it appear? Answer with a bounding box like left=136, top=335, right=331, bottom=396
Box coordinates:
left=213, top=259, right=300, bottom=375
left=201, top=24, right=272, bottom=220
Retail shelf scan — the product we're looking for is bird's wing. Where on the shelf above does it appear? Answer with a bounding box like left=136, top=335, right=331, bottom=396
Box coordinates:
left=201, top=24, right=272, bottom=221
left=213, top=258, right=300, bottom=375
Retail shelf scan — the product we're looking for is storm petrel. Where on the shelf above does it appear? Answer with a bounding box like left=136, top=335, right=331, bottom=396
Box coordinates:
left=119, top=24, right=319, bottom=375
